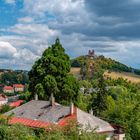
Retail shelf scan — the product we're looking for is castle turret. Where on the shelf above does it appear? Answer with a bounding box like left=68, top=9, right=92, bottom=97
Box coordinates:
left=88, top=49, right=95, bottom=59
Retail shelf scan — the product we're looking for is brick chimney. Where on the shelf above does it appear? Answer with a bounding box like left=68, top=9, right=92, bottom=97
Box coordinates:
left=70, top=102, right=74, bottom=115
left=50, top=93, right=55, bottom=106
left=89, top=109, right=93, bottom=115
left=35, top=93, right=38, bottom=101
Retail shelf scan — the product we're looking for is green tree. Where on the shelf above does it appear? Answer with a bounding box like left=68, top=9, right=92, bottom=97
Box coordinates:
left=35, top=83, right=45, bottom=99
left=0, top=104, right=13, bottom=114
left=79, top=80, right=92, bottom=94
left=28, top=38, right=79, bottom=104
left=92, top=75, right=107, bottom=116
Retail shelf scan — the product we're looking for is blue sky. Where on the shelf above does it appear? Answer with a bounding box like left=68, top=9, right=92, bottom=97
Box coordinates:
left=0, top=0, right=140, bottom=70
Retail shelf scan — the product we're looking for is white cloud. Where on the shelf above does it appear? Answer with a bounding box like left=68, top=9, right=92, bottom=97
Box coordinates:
left=13, top=48, right=39, bottom=63
left=1, top=0, right=140, bottom=69
left=0, top=22, right=59, bottom=69
left=8, top=23, right=58, bottom=37
left=18, top=17, right=34, bottom=23
left=0, top=41, right=39, bottom=70
left=23, top=0, right=85, bottom=17
left=5, top=0, right=15, bottom=4
left=0, top=41, right=17, bottom=58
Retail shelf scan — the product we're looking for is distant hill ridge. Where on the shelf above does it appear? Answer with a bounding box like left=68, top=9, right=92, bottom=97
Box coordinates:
left=71, top=53, right=140, bottom=75
left=70, top=50, right=140, bottom=83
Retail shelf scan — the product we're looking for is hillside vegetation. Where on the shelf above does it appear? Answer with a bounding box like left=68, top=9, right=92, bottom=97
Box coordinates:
left=70, top=68, right=140, bottom=83
left=71, top=55, right=140, bottom=82
left=2, top=39, right=140, bottom=139
left=104, top=71, right=140, bottom=83
left=0, top=70, right=29, bottom=85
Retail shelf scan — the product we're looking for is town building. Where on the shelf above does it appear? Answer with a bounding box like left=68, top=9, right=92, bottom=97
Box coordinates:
left=13, top=84, right=24, bottom=92
left=4, top=95, right=125, bottom=140
left=9, top=100, right=23, bottom=107
left=0, top=94, right=8, bottom=106
left=3, top=86, right=14, bottom=93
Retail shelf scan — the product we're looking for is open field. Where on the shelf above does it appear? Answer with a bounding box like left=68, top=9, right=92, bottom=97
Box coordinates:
left=70, top=67, right=81, bottom=79
left=70, top=68, right=140, bottom=83
left=70, top=67, right=81, bottom=75
left=104, top=71, right=140, bottom=83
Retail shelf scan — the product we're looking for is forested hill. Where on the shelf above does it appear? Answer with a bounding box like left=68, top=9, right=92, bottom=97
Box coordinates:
left=0, top=69, right=29, bottom=85
left=1, top=54, right=140, bottom=85
left=71, top=55, right=140, bottom=75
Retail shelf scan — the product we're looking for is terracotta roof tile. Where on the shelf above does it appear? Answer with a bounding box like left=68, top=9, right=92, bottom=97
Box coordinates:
left=9, top=117, right=50, bottom=128
left=3, top=86, right=13, bottom=90
left=9, top=100, right=23, bottom=107
left=13, top=84, right=24, bottom=88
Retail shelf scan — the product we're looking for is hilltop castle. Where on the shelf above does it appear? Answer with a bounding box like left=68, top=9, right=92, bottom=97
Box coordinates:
left=88, top=50, right=95, bottom=57
left=87, top=49, right=96, bottom=59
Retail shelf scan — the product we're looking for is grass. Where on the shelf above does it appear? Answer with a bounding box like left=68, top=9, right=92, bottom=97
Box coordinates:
left=70, top=67, right=80, bottom=74
left=104, top=71, right=140, bottom=83
left=70, top=67, right=140, bottom=83
left=70, top=67, right=81, bottom=79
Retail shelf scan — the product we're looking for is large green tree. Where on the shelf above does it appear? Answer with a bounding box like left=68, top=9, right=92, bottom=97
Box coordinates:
left=28, top=38, right=79, bottom=104
left=92, top=75, right=108, bottom=116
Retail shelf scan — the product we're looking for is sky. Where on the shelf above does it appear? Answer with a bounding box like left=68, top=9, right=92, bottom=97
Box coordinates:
left=0, top=0, right=140, bottom=70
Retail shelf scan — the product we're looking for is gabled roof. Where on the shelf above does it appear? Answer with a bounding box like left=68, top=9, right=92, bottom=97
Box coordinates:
left=7, top=107, right=77, bottom=129
left=3, top=86, right=13, bottom=90
left=13, top=84, right=24, bottom=88
left=77, top=108, right=114, bottom=133
left=5, top=100, right=71, bottom=123
left=4, top=100, right=114, bottom=133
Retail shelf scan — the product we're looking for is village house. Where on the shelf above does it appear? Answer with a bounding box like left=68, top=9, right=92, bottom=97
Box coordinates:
left=3, top=86, right=14, bottom=93
left=0, top=94, right=8, bottom=106
left=9, top=100, right=23, bottom=107
left=4, top=94, right=125, bottom=140
left=13, top=84, right=24, bottom=92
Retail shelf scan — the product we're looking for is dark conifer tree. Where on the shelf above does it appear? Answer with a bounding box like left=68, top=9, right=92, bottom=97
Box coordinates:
left=92, top=75, right=107, bottom=116
left=28, top=38, right=79, bottom=104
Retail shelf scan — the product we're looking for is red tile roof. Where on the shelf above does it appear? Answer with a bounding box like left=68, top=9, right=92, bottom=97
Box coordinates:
left=58, top=107, right=77, bottom=126
left=9, top=117, right=50, bottom=128
left=3, top=86, right=14, bottom=90
left=13, top=84, right=24, bottom=88
left=6, top=107, right=77, bottom=129
left=9, top=100, right=23, bottom=107
left=3, top=100, right=115, bottom=133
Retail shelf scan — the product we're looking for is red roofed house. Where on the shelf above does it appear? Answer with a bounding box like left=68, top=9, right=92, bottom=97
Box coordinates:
left=9, top=100, right=23, bottom=107
left=13, top=84, right=24, bottom=92
left=3, top=86, right=14, bottom=93
left=0, top=94, right=8, bottom=106
left=4, top=94, right=125, bottom=140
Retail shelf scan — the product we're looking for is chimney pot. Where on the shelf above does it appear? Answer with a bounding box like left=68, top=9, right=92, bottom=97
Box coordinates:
left=89, top=109, right=93, bottom=115
left=50, top=93, right=55, bottom=106
left=35, top=94, right=38, bottom=101
left=70, top=102, right=74, bottom=115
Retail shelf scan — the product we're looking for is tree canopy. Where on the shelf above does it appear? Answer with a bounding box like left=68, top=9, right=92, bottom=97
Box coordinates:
left=28, top=38, right=79, bottom=104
